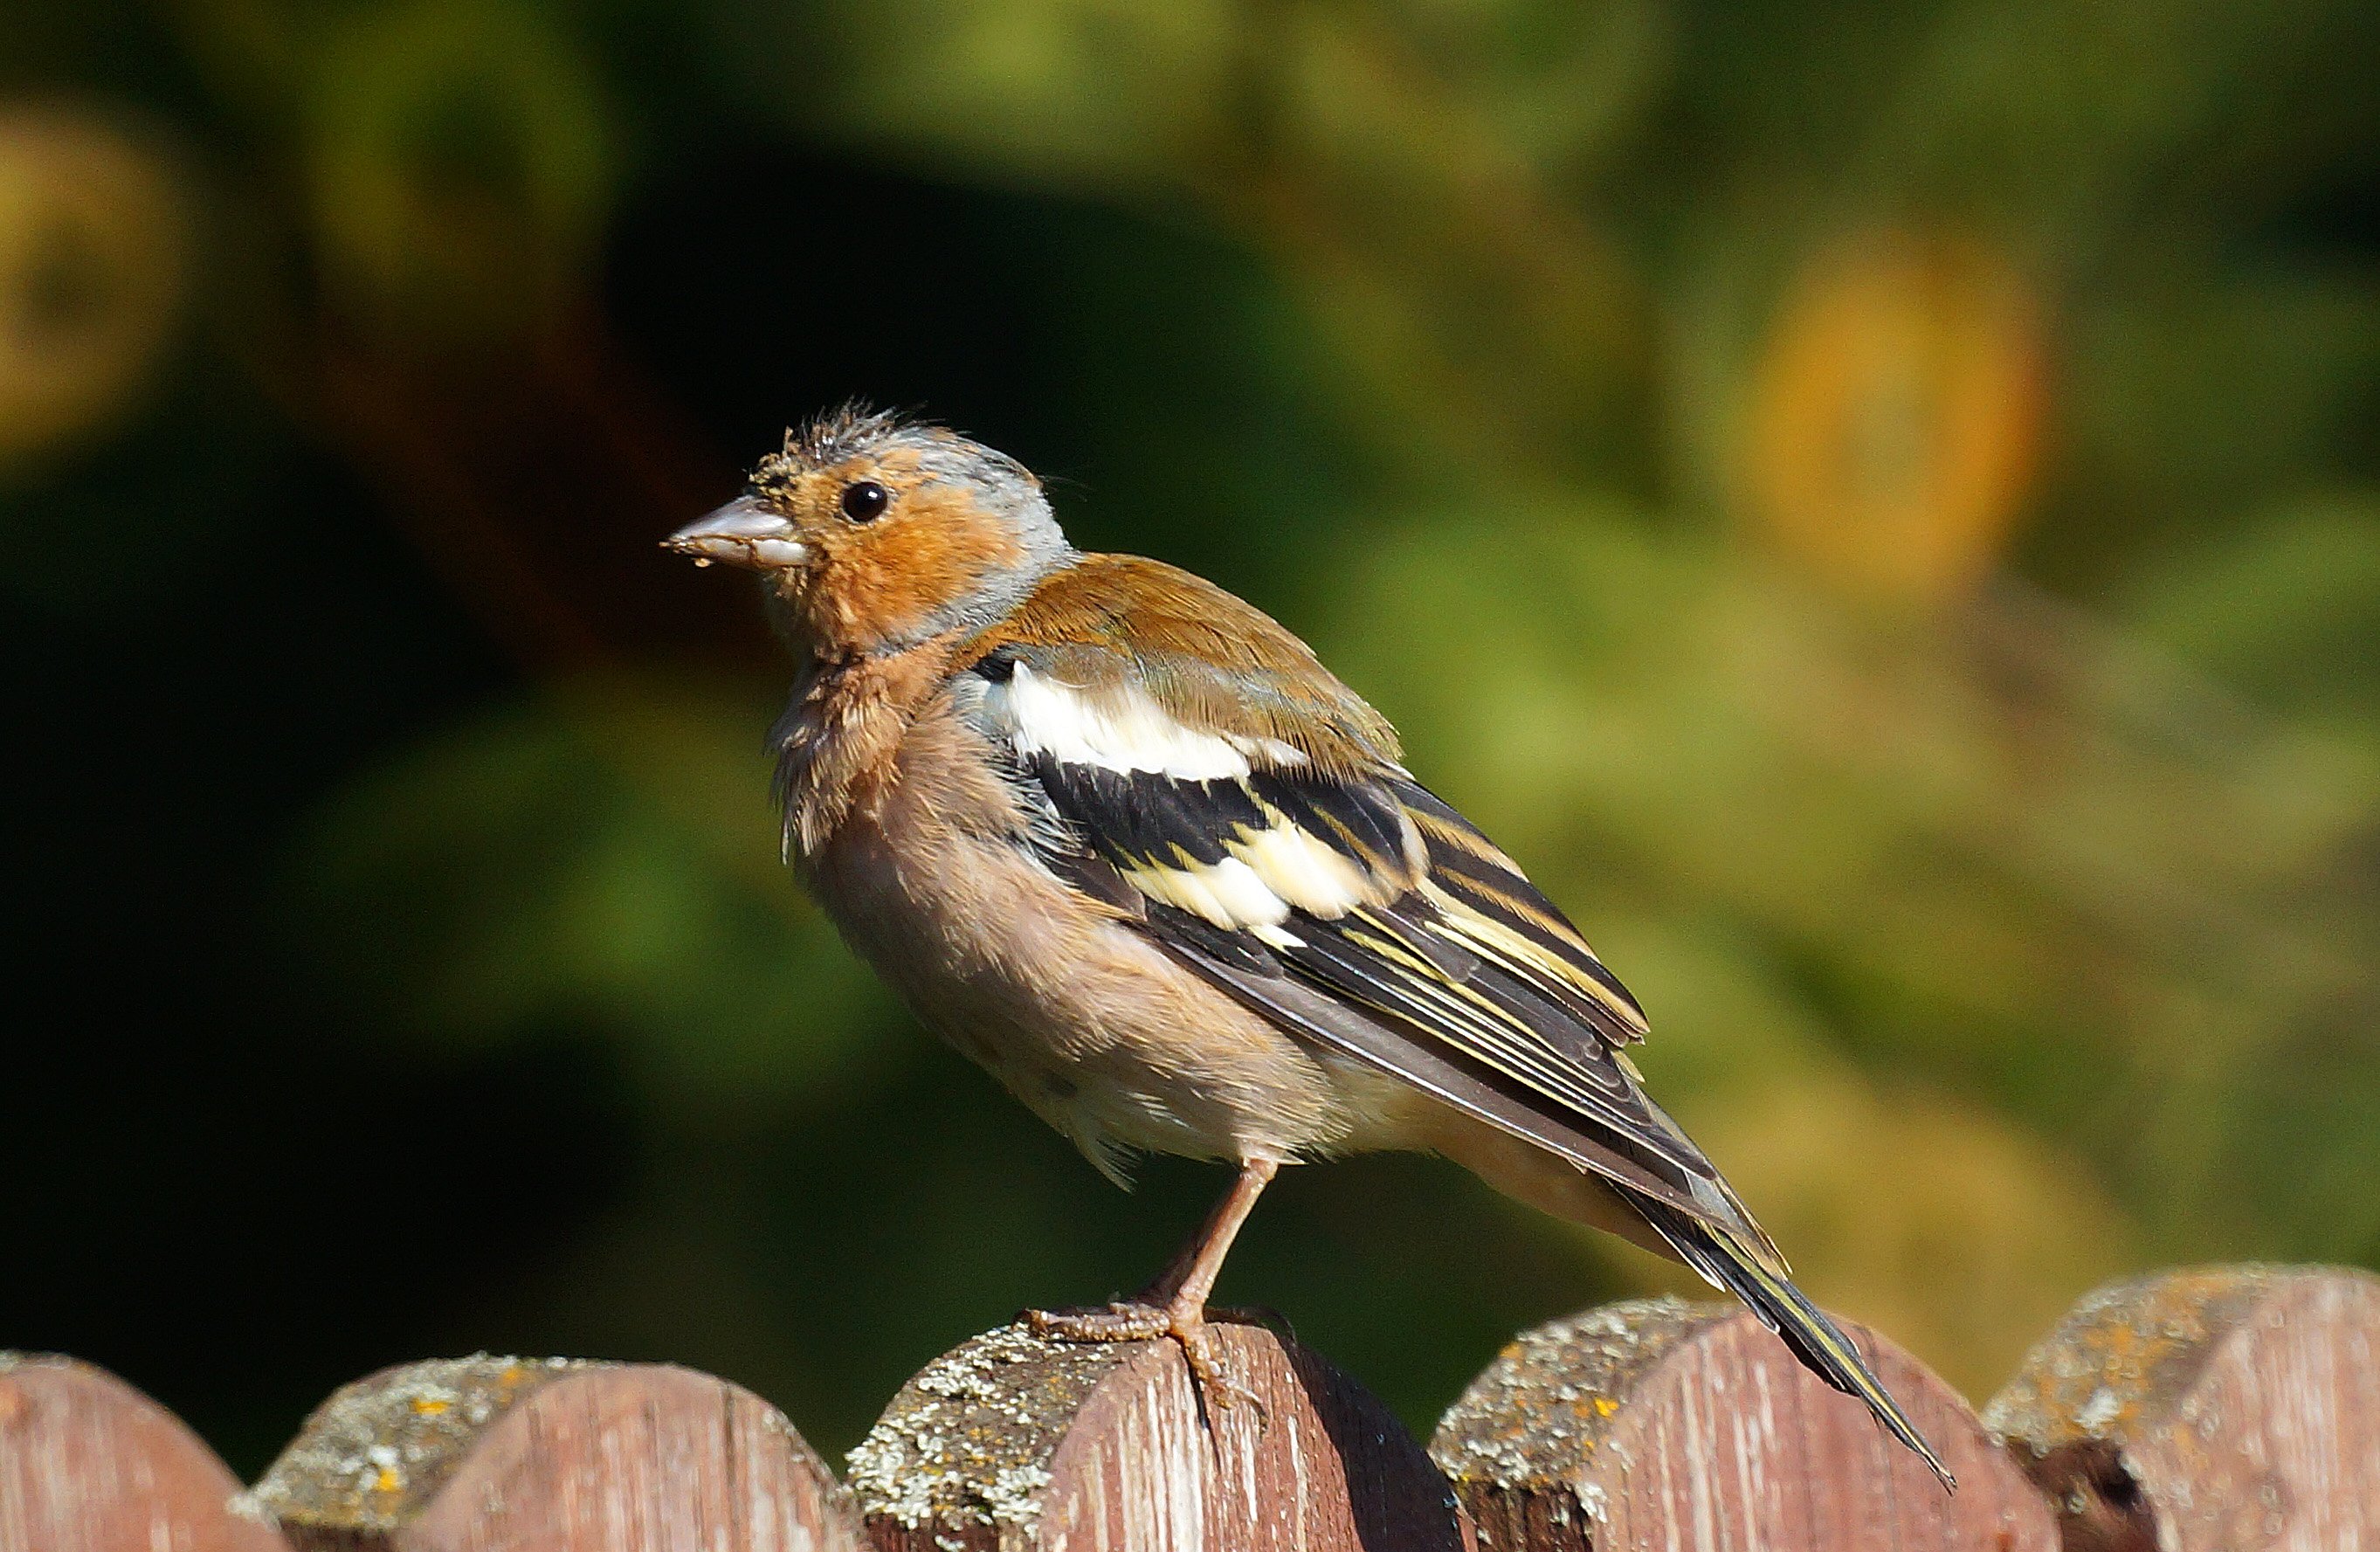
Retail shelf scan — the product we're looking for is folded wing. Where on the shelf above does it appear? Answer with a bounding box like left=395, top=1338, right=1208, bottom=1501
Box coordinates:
left=956, top=624, right=1733, bottom=1230
left=951, top=573, right=1952, bottom=1484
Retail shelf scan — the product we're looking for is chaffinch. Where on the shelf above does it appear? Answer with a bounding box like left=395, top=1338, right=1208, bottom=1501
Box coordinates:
left=668, top=405, right=1951, bottom=1486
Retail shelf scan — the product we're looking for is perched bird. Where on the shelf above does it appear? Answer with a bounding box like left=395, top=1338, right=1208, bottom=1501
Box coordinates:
left=668, top=404, right=1951, bottom=1487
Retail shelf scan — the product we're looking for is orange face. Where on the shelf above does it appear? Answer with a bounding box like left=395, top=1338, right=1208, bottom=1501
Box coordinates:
left=670, top=417, right=1064, bottom=656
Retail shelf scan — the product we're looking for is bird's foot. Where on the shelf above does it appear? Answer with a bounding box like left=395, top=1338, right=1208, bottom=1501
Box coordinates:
left=1025, top=1296, right=1268, bottom=1415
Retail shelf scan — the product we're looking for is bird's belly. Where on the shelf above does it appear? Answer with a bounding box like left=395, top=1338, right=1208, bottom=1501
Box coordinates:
left=805, top=800, right=1420, bottom=1173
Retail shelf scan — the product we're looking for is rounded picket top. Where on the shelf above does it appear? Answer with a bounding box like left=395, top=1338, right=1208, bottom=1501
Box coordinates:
left=849, top=1320, right=1467, bottom=1552
left=247, top=1355, right=859, bottom=1552
left=1985, top=1264, right=2380, bottom=1551
left=0, top=1352, right=293, bottom=1552
left=1431, top=1297, right=2056, bottom=1552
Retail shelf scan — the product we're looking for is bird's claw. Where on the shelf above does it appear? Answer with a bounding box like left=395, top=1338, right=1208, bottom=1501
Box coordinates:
left=1026, top=1301, right=1170, bottom=1342
left=1026, top=1297, right=1269, bottom=1420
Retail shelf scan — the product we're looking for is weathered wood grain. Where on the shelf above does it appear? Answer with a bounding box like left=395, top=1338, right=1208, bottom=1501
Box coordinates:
left=1429, top=1296, right=2057, bottom=1551
left=1983, top=1264, right=2380, bottom=1552
left=847, top=1321, right=1470, bottom=1552
left=248, top=1355, right=859, bottom=1552
left=0, top=1352, right=293, bottom=1552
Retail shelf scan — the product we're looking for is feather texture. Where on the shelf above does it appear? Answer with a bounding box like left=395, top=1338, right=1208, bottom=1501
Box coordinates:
left=953, top=592, right=1951, bottom=1480
left=714, top=412, right=1948, bottom=1485
left=955, top=568, right=1716, bottom=1225
left=965, top=555, right=1401, bottom=778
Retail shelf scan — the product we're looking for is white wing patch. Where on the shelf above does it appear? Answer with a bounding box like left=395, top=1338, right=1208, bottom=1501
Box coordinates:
left=1119, top=832, right=1371, bottom=931
left=1124, top=852, right=1293, bottom=928
left=1224, top=812, right=1374, bottom=915
left=1114, top=796, right=1382, bottom=931
left=986, top=662, right=1258, bottom=779
left=979, top=662, right=1388, bottom=932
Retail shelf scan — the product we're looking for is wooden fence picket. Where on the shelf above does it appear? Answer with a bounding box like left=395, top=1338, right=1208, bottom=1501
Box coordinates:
left=8, top=1263, right=2380, bottom=1552
left=846, top=1320, right=1467, bottom=1552
left=1428, top=1297, right=2057, bottom=1551
left=1985, top=1264, right=2380, bottom=1552
left=247, top=1355, right=859, bottom=1552
left=0, top=1354, right=293, bottom=1552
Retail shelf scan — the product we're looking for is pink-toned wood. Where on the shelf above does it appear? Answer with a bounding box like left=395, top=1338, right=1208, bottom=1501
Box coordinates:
left=1429, top=1297, right=2056, bottom=1551
left=1984, top=1265, right=2380, bottom=1552
left=847, top=1321, right=1470, bottom=1552
left=248, top=1357, right=859, bottom=1552
left=0, top=1353, right=294, bottom=1552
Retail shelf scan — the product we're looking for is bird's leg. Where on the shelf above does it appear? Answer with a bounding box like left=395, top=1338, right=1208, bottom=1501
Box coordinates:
left=1028, top=1155, right=1280, bottom=1405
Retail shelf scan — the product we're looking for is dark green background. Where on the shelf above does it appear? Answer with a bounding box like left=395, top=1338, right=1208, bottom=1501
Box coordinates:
left=4, top=0, right=2376, bottom=1480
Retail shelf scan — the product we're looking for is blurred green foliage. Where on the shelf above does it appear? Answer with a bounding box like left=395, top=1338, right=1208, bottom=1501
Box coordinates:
left=5, top=0, right=2377, bottom=1465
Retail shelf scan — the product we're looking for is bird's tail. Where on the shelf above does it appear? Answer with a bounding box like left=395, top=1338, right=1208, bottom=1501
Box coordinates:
left=1634, top=1195, right=1957, bottom=1491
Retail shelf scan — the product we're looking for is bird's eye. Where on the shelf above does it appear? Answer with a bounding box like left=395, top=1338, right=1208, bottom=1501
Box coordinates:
left=839, top=480, right=890, bottom=523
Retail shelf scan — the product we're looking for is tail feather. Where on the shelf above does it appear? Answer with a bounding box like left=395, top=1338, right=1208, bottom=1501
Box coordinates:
left=1636, top=1196, right=1957, bottom=1491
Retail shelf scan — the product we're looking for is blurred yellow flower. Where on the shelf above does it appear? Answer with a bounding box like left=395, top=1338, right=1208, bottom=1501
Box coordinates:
left=1744, top=234, right=2045, bottom=607
left=0, top=105, right=189, bottom=469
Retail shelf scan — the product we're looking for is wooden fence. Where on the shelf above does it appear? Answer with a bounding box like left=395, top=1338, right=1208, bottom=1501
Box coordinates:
left=3, top=1264, right=2373, bottom=1551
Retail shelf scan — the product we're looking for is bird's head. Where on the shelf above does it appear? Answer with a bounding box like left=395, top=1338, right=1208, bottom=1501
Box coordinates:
left=668, top=405, right=1071, bottom=656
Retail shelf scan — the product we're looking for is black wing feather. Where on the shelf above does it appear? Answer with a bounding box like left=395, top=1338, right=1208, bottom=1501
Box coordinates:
left=1396, top=781, right=1649, bottom=1039
left=982, top=689, right=1955, bottom=1483
left=1169, top=933, right=1713, bottom=1214
left=993, top=721, right=1730, bottom=1227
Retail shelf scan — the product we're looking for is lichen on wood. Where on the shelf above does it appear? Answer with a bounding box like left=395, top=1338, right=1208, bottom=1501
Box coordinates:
left=852, top=1318, right=1467, bottom=1552
left=247, top=1354, right=589, bottom=1536
left=1431, top=1298, right=2058, bottom=1551
left=846, top=1322, right=1128, bottom=1536
left=1985, top=1264, right=2380, bottom=1552
left=1430, top=1295, right=1698, bottom=1500
left=1983, top=1265, right=2278, bottom=1455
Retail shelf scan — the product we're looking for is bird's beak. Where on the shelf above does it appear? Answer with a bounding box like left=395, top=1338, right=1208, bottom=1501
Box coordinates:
left=665, top=496, right=809, bottom=570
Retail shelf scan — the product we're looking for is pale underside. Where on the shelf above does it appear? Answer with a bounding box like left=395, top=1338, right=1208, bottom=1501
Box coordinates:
left=762, top=549, right=1953, bottom=1487
left=949, top=657, right=1751, bottom=1233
